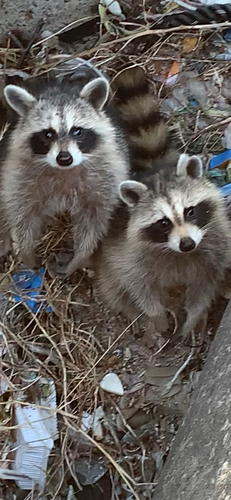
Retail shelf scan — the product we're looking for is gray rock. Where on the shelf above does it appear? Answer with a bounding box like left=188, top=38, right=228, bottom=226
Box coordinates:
left=0, top=0, right=98, bottom=39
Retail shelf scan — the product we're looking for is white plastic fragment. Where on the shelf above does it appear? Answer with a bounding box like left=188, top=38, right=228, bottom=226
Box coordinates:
left=75, top=457, right=107, bottom=485
left=198, top=0, right=231, bottom=4
left=223, top=123, right=231, bottom=150
left=0, top=377, right=9, bottom=396
left=100, top=372, right=124, bottom=396
left=14, top=405, right=54, bottom=490
left=0, top=468, right=31, bottom=482
left=82, top=411, right=94, bottom=432
left=81, top=406, right=105, bottom=439
left=93, top=406, right=105, bottom=439
left=103, top=0, right=124, bottom=17
left=13, top=378, right=58, bottom=490
left=39, top=378, right=59, bottom=440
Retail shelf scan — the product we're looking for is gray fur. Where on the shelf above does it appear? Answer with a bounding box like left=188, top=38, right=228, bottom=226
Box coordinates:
left=79, top=77, right=109, bottom=110
left=94, top=155, right=231, bottom=339
left=4, top=85, right=36, bottom=116
left=1, top=79, right=129, bottom=274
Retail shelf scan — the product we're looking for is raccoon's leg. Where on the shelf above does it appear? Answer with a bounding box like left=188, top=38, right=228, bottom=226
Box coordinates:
left=0, top=211, right=12, bottom=257
left=219, top=268, right=231, bottom=299
left=169, top=287, right=210, bottom=344
left=135, top=290, right=169, bottom=333
left=64, top=210, right=105, bottom=276
left=0, top=229, right=12, bottom=257
left=12, top=216, right=42, bottom=269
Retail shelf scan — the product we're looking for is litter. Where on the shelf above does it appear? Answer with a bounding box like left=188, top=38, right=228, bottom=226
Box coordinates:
left=198, top=0, right=231, bottom=4
left=164, top=61, right=180, bottom=87
left=207, top=150, right=231, bottom=196
left=13, top=378, right=58, bottom=491
left=14, top=405, right=54, bottom=490
left=223, top=28, right=231, bottom=43
left=100, top=372, right=124, bottom=395
left=222, top=123, right=231, bottom=149
left=82, top=406, right=105, bottom=440
left=102, top=0, right=125, bottom=18
left=75, top=457, right=107, bottom=486
left=11, top=267, right=52, bottom=313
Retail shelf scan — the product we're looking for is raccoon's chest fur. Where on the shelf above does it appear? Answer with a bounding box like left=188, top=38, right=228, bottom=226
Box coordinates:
left=118, top=243, right=224, bottom=294
left=6, top=159, right=116, bottom=217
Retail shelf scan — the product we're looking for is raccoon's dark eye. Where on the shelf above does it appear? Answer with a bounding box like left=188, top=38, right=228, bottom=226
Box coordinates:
left=45, top=129, right=55, bottom=139
left=30, top=128, right=57, bottom=155
left=70, top=127, right=83, bottom=137
left=142, top=217, right=173, bottom=244
left=185, top=201, right=214, bottom=228
left=160, top=217, right=171, bottom=227
left=186, top=207, right=195, bottom=218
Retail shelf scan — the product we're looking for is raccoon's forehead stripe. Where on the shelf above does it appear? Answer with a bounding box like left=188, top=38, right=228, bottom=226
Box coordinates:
left=50, top=113, right=61, bottom=133
left=32, top=107, right=62, bottom=134
left=152, top=198, right=175, bottom=222
left=65, top=106, right=93, bottom=131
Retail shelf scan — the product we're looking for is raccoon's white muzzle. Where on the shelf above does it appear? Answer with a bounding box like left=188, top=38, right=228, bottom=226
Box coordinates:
left=168, top=223, right=203, bottom=253
left=46, top=143, right=83, bottom=170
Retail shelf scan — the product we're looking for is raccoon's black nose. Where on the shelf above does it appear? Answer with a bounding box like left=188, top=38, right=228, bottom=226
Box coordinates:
left=180, top=237, right=196, bottom=252
left=56, top=151, right=73, bottom=167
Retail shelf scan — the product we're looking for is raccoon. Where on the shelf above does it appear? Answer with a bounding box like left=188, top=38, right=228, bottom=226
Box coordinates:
left=0, top=121, right=12, bottom=258
left=93, top=67, right=231, bottom=341
left=1, top=76, right=129, bottom=275
left=94, top=154, right=231, bottom=340
left=111, top=66, right=178, bottom=179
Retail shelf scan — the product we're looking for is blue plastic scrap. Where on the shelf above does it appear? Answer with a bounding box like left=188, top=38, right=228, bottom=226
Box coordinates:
left=11, top=267, right=52, bottom=313
left=224, top=28, right=231, bottom=43
left=208, top=149, right=231, bottom=197
left=188, top=97, right=199, bottom=108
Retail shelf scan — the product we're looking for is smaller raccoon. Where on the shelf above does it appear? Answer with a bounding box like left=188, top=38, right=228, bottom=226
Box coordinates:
left=93, top=154, right=231, bottom=341
left=1, top=76, right=129, bottom=275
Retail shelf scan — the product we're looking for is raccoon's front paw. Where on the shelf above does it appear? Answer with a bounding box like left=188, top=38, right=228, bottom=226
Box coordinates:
left=0, top=234, right=12, bottom=257
left=46, top=251, right=74, bottom=278
left=153, top=312, right=169, bottom=333
left=165, top=308, right=188, bottom=347
left=219, top=269, right=231, bottom=299
left=21, top=252, right=42, bottom=270
left=65, top=256, right=90, bottom=277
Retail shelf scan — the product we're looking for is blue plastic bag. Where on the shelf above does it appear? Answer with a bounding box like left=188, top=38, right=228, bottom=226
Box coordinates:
left=11, top=267, right=52, bottom=313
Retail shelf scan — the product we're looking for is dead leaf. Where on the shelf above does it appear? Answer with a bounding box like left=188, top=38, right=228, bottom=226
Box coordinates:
left=183, top=37, right=198, bottom=54
left=165, top=61, right=180, bottom=87
left=127, top=410, right=152, bottom=429
left=145, top=365, right=180, bottom=382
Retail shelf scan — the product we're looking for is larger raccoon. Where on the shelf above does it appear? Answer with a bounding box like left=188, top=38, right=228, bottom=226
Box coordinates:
left=93, top=68, right=231, bottom=341
left=111, top=66, right=178, bottom=179
left=1, top=76, right=129, bottom=275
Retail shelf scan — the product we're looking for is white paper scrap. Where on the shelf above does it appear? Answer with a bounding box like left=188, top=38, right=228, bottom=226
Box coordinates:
left=14, top=405, right=54, bottom=490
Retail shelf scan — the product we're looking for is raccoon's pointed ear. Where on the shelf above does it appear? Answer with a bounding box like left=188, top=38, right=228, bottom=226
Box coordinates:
left=176, top=154, right=203, bottom=179
left=4, top=85, right=36, bottom=116
left=119, top=180, right=148, bottom=207
left=80, top=77, right=109, bottom=110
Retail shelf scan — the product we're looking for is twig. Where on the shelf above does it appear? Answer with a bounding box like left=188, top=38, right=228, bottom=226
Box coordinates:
left=16, top=18, right=44, bottom=68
